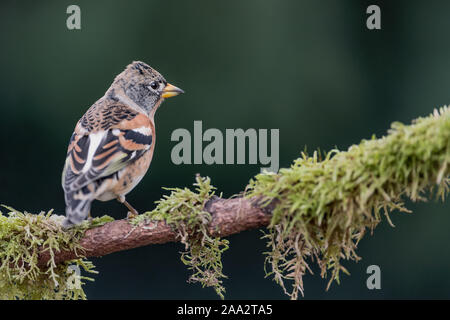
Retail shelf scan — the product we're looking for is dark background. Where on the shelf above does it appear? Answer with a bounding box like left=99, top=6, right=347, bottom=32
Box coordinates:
left=0, top=0, right=449, bottom=299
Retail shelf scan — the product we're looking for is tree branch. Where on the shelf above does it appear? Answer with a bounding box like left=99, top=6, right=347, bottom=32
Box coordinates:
left=38, top=196, right=271, bottom=267
left=3, top=106, right=448, bottom=300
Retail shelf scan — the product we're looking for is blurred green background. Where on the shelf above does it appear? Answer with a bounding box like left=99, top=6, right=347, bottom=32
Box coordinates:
left=1, top=0, right=449, bottom=299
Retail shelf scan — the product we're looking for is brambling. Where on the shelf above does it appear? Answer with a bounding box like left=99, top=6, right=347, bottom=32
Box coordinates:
left=61, top=61, right=183, bottom=227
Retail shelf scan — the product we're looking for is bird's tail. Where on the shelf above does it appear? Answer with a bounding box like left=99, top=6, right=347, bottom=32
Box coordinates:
left=63, top=188, right=93, bottom=228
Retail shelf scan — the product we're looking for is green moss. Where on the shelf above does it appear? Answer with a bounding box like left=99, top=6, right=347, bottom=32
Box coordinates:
left=246, top=107, right=450, bottom=299
left=1, top=108, right=449, bottom=300
left=132, top=175, right=229, bottom=299
left=0, top=206, right=113, bottom=299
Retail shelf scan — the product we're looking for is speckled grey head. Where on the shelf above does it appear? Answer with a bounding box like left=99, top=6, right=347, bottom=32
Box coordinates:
left=110, top=61, right=184, bottom=114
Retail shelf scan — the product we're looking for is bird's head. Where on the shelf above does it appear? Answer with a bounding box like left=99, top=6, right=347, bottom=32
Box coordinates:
left=111, top=61, right=184, bottom=114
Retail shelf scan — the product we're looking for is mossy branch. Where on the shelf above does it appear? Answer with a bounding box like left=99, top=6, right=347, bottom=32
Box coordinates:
left=38, top=195, right=271, bottom=277
left=0, top=107, right=449, bottom=300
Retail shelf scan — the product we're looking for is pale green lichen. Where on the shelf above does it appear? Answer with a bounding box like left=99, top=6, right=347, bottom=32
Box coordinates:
left=0, top=206, right=113, bottom=300
left=132, top=175, right=229, bottom=299
left=247, top=106, right=450, bottom=299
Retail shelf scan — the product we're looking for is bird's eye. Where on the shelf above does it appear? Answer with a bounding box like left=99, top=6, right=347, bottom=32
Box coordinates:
left=150, top=81, right=159, bottom=90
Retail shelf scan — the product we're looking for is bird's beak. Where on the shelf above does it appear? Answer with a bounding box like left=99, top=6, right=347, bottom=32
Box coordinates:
left=162, top=83, right=184, bottom=98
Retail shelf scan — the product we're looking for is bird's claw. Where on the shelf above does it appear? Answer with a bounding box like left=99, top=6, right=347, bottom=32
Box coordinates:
left=127, top=211, right=138, bottom=219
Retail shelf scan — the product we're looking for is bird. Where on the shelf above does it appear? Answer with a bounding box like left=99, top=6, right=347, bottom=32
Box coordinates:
left=61, top=61, right=184, bottom=227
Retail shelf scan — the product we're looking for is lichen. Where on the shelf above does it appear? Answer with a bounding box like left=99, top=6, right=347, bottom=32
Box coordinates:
left=132, top=175, right=229, bottom=299
left=246, top=106, right=450, bottom=299
left=0, top=205, right=113, bottom=300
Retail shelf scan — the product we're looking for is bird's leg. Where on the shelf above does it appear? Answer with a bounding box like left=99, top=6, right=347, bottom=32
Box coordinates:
left=124, top=200, right=139, bottom=219
left=117, top=195, right=139, bottom=219
left=87, top=211, right=93, bottom=222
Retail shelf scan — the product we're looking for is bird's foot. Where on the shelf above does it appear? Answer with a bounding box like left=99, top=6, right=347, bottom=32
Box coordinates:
left=127, top=211, right=139, bottom=219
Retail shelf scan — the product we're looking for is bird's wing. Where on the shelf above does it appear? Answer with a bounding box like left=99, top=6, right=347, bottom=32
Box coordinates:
left=62, top=103, right=154, bottom=193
